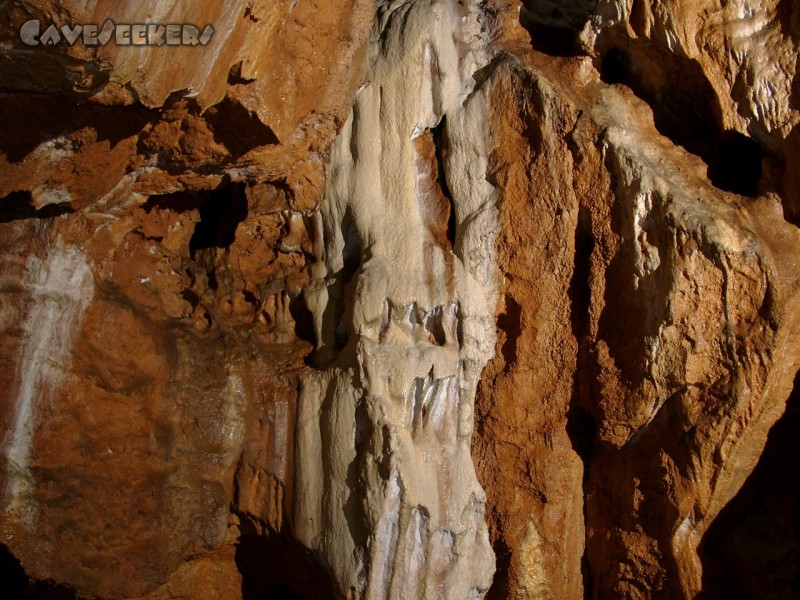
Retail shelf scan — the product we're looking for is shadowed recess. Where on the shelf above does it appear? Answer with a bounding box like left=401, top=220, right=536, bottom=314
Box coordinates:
left=0, top=93, right=156, bottom=164
left=308, top=209, right=362, bottom=368
left=235, top=519, right=335, bottom=600
left=432, top=117, right=457, bottom=249
left=0, top=544, right=79, bottom=600
left=289, top=294, right=317, bottom=348
left=0, top=191, right=74, bottom=223
left=598, top=46, right=766, bottom=198
left=190, top=182, right=249, bottom=254
left=485, top=538, right=513, bottom=600
left=205, top=98, right=280, bottom=156
left=566, top=406, right=597, bottom=600
left=519, top=0, right=598, bottom=56
left=145, top=183, right=250, bottom=256
left=707, top=131, right=765, bottom=197
left=567, top=208, right=597, bottom=600
left=699, top=371, right=800, bottom=599
left=497, top=294, right=521, bottom=365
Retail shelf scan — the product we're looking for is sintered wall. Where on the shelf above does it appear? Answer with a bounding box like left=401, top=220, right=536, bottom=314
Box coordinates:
left=1, top=1, right=800, bottom=599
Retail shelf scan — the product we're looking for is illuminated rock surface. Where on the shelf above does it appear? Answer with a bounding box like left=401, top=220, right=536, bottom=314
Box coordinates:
left=1, top=1, right=800, bottom=599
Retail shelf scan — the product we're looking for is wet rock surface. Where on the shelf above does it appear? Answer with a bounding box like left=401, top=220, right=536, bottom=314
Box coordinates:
left=1, top=1, right=800, bottom=599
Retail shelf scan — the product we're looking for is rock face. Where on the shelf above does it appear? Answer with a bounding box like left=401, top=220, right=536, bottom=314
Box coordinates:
left=1, top=1, right=800, bottom=599
left=292, top=2, right=497, bottom=597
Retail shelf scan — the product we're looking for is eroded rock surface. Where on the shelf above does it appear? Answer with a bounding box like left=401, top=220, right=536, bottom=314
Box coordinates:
left=0, top=0, right=375, bottom=597
left=2, top=1, right=800, bottom=599
left=293, top=2, right=496, bottom=597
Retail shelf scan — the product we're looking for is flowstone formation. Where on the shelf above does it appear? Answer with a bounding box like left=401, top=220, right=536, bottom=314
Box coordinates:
left=293, top=2, right=497, bottom=597
left=1, top=1, right=800, bottom=599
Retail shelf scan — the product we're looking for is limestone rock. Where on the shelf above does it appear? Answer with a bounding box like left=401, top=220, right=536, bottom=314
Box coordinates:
left=523, top=0, right=800, bottom=221
left=293, top=2, right=496, bottom=597
left=2, top=1, right=800, bottom=599
left=473, top=3, right=800, bottom=597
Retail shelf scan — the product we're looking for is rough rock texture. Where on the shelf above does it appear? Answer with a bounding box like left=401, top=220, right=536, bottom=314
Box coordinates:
left=0, top=1, right=375, bottom=598
left=2, top=1, right=800, bottom=599
left=522, top=0, right=800, bottom=211
left=473, top=57, right=587, bottom=600
left=471, top=2, right=800, bottom=599
left=293, top=2, right=497, bottom=598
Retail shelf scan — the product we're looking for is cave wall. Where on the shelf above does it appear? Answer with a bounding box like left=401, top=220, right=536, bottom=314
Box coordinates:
left=1, top=1, right=800, bottom=599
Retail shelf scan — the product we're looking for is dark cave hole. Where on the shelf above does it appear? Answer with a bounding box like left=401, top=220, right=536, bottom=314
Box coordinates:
left=206, top=269, right=220, bottom=291
left=566, top=406, right=597, bottom=467
left=205, top=99, right=279, bottom=157
left=432, top=118, right=457, bottom=250
left=707, top=131, right=765, bottom=197
left=580, top=550, right=595, bottom=600
left=519, top=1, right=597, bottom=57
left=135, top=92, right=276, bottom=163
left=289, top=295, right=317, bottom=348
left=0, top=544, right=78, bottom=600
left=244, top=5, right=260, bottom=24
left=456, top=306, right=464, bottom=349
left=262, top=587, right=306, bottom=600
left=599, top=48, right=627, bottom=85
left=143, top=190, right=210, bottom=213
left=308, top=212, right=361, bottom=368
left=145, top=184, right=247, bottom=293
left=566, top=406, right=598, bottom=600
left=485, top=538, right=513, bottom=600
left=0, top=544, right=27, bottom=599
left=597, top=46, right=719, bottom=150
left=424, top=307, right=448, bottom=346
left=189, top=182, right=249, bottom=255
left=0, top=94, right=157, bottom=165
left=599, top=46, right=766, bottom=198
left=343, top=398, right=372, bottom=552
left=334, top=214, right=362, bottom=350
left=235, top=519, right=334, bottom=600
left=526, top=24, right=583, bottom=57
left=341, top=216, right=362, bottom=289
left=228, top=61, right=257, bottom=86
left=0, top=191, right=74, bottom=223
left=497, top=295, right=522, bottom=365
left=181, top=289, right=201, bottom=309
left=243, top=288, right=260, bottom=309
left=568, top=207, right=595, bottom=343
left=698, top=370, right=800, bottom=599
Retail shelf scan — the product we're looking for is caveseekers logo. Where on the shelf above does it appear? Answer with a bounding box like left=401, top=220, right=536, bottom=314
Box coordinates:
left=20, top=19, right=215, bottom=47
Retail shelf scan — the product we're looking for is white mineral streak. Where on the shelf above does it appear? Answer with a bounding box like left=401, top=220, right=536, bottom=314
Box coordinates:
left=672, top=514, right=703, bottom=595
left=221, top=372, right=247, bottom=467
left=294, top=1, right=498, bottom=597
left=3, top=246, right=94, bottom=525
left=517, top=521, right=551, bottom=599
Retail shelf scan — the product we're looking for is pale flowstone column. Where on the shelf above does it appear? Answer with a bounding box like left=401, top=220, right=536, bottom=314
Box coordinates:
left=293, top=1, right=499, bottom=598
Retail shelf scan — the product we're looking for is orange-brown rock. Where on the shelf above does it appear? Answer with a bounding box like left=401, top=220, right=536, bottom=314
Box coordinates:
left=522, top=0, right=800, bottom=221
left=474, top=57, right=587, bottom=600
left=475, top=2, right=800, bottom=598
left=0, top=1, right=374, bottom=598
left=3, top=1, right=800, bottom=599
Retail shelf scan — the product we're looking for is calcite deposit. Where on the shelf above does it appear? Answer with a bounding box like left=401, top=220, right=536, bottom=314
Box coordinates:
left=2, top=1, right=800, bottom=599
